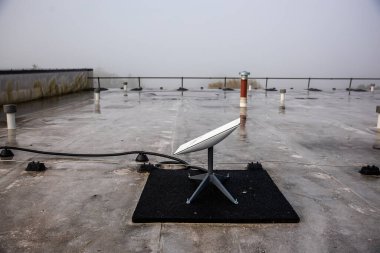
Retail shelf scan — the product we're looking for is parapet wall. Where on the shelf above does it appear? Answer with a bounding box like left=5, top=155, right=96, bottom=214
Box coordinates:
left=0, top=69, right=93, bottom=105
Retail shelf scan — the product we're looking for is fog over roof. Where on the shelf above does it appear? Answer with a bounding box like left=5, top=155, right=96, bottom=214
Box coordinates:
left=0, top=0, right=379, bottom=77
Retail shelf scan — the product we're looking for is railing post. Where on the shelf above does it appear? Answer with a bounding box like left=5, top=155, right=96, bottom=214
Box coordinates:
left=348, top=78, right=352, bottom=95
left=224, top=77, right=227, bottom=89
left=265, top=78, right=268, bottom=96
left=138, top=77, right=141, bottom=88
left=97, top=77, right=100, bottom=89
left=307, top=78, right=311, bottom=90
left=181, top=77, right=184, bottom=89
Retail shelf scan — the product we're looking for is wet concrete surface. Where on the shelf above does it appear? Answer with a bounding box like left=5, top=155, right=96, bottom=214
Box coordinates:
left=0, top=89, right=379, bottom=252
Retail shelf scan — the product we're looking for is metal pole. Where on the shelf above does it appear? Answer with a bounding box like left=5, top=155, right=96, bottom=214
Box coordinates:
left=224, top=77, right=227, bottom=89
left=138, top=77, right=141, bottom=88
left=97, top=77, right=100, bottom=89
left=307, top=78, right=311, bottom=90
left=208, top=146, right=213, bottom=174
left=265, top=78, right=268, bottom=90
left=239, top=107, right=247, bottom=139
left=181, top=77, right=183, bottom=89
left=349, top=78, right=352, bottom=95
left=3, top=105, right=17, bottom=130
left=280, top=89, right=286, bottom=109
left=239, top=71, right=250, bottom=107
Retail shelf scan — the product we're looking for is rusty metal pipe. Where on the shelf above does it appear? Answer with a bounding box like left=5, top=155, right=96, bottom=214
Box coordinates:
left=239, top=71, right=250, bottom=107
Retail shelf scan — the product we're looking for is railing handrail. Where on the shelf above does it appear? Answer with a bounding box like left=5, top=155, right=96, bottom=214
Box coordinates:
left=89, top=76, right=379, bottom=95
left=88, top=76, right=380, bottom=80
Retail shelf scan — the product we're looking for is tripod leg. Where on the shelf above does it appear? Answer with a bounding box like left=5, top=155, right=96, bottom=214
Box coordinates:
left=214, top=172, right=230, bottom=182
left=188, top=173, right=207, bottom=181
left=210, top=174, right=238, bottom=205
left=186, top=174, right=210, bottom=204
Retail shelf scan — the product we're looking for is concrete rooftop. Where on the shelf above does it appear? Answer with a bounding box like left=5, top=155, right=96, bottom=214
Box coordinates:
left=0, top=88, right=379, bottom=252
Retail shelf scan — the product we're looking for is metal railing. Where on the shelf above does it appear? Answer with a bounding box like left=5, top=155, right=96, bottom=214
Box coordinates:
left=88, top=76, right=380, bottom=95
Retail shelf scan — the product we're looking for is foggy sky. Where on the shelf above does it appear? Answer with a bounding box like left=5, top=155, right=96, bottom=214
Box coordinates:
left=0, top=0, right=380, bottom=78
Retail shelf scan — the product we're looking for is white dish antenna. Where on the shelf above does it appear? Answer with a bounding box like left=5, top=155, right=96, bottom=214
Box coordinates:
left=174, top=118, right=240, bottom=155
left=174, top=118, right=241, bottom=205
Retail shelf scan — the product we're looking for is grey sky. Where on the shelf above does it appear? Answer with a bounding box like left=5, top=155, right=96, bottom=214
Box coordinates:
left=0, top=0, right=380, bottom=78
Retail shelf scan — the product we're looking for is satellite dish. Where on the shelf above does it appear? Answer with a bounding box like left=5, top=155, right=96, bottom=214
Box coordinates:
left=174, top=118, right=240, bottom=205
left=174, top=118, right=240, bottom=155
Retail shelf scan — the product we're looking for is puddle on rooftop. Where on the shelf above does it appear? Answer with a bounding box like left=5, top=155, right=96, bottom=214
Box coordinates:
left=194, top=97, right=219, bottom=101
left=152, top=97, right=179, bottom=101
left=103, top=105, right=135, bottom=109
left=201, top=105, right=229, bottom=109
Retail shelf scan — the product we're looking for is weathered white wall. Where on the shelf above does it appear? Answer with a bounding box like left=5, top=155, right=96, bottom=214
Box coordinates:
left=0, top=69, right=93, bottom=105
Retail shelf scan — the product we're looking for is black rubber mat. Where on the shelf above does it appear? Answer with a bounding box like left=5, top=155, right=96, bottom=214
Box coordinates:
left=132, top=169, right=300, bottom=223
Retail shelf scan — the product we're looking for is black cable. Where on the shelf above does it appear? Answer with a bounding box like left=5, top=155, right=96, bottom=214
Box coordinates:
left=0, top=146, right=188, bottom=165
